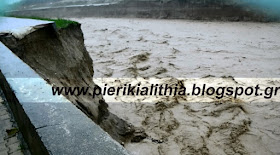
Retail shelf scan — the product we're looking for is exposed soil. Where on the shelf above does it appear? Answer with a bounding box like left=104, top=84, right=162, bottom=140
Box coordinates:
left=0, top=22, right=137, bottom=144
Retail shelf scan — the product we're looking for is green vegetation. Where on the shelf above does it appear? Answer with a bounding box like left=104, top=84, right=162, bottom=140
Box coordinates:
left=6, top=128, right=19, bottom=136
left=8, top=16, right=79, bottom=28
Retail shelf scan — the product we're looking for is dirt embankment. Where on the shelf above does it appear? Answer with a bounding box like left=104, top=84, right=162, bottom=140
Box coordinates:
left=0, top=22, right=143, bottom=144
left=7, top=0, right=279, bottom=22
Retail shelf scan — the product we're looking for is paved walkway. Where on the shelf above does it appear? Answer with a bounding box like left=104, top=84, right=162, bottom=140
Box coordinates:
left=0, top=89, right=29, bottom=155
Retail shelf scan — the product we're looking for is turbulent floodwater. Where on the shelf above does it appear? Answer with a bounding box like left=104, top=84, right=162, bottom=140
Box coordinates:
left=73, top=17, right=280, bottom=155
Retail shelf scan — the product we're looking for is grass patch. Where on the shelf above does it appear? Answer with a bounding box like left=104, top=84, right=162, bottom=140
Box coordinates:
left=7, top=16, right=79, bottom=29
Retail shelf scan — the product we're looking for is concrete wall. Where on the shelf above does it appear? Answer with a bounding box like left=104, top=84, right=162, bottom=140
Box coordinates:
left=0, top=19, right=137, bottom=144
left=0, top=41, right=129, bottom=155
left=0, top=17, right=132, bottom=154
